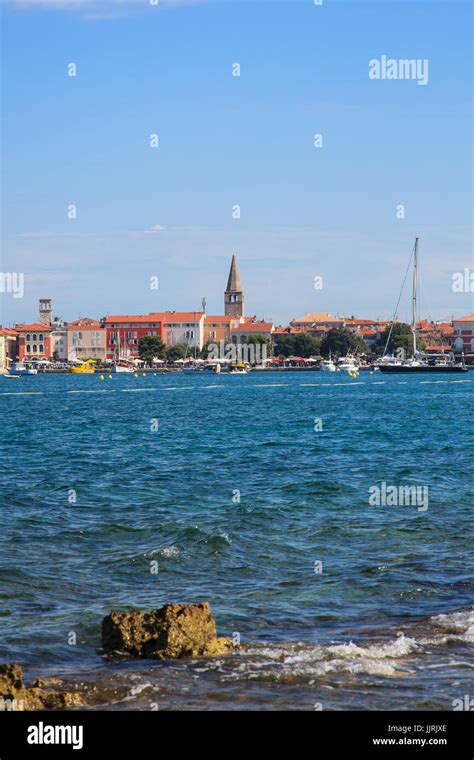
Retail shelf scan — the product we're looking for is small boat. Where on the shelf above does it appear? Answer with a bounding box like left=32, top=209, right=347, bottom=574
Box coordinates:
left=337, top=355, right=359, bottom=372
left=3, top=374, right=21, bottom=379
left=69, top=360, right=95, bottom=374
left=228, top=362, right=250, bottom=374
left=110, top=363, right=134, bottom=373
left=320, top=359, right=337, bottom=372
left=379, top=238, right=468, bottom=374
left=9, top=362, right=38, bottom=376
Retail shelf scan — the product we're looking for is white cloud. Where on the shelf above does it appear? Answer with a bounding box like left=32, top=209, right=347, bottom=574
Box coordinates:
left=144, top=224, right=166, bottom=234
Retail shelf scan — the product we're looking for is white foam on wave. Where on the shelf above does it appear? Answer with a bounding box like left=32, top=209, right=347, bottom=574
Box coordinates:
left=253, top=384, right=288, bottom=388
left=218, top=639, right=416, bottom=682
left=430, top=609, right=474, bottom=641
left=68, top=390, right=112, bottom=394
left=163, top=387, right=195, bottom=391
left=121, top=388, right=157, bottom=393
left=216, top=617, right=474, bottom=684
left=0, top=391, right=44, bottom=396
left=326, top=633, right=419, bottom=660
left=144, top=545, right=180, bottom=559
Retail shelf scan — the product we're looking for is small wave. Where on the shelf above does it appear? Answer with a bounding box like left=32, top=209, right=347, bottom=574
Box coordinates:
left=202, top=530, right=232, bottom=547
left=144, top=545, right=181, bottom=559
left=430, top=608, right=474, bottom=641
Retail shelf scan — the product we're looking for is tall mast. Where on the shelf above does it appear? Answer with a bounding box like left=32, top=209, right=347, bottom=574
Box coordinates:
left=412, top=237, right=418, bottom=357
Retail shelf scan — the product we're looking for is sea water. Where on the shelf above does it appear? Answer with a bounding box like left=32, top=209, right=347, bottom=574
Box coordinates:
left=0, top=371, right=472, bottom=710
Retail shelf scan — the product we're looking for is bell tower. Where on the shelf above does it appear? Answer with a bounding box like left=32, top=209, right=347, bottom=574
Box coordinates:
left=224, top=255, right=244, bottom=317
left=39, top=298, right=52, bottom=326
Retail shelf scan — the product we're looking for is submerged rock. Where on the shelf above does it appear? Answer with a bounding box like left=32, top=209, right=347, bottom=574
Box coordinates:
left=0, top=664, right=85, bottom=710
left=102, top=602, right=232, bottom=659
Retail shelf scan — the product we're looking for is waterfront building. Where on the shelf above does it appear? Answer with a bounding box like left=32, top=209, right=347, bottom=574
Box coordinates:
left=50, top=317, right=68, bottom=361
left=103, top=314, right=165, bottom=360
left=67, top=318, right=106, bottom=363
left=231, top=320, right=274, bottom=344
left=290, top=313, right=346, bottom=329
left=103, top=311, right=205, bottom=359
left=163, top=311, right=205, bottom=351
left=15, top=323, right=53, bottom=362
left=224, top=255, right=244, bottom=318
left=0, top=328, right=18, bottom=373
left=453, top=314, right=474, bottom=356
left=203, top=315, right=235, bottom=345
left=416, top=320, right=455, bottom=350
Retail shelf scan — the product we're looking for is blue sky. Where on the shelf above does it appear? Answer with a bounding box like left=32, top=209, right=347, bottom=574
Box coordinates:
left=1, top=0, right=472, bottom=326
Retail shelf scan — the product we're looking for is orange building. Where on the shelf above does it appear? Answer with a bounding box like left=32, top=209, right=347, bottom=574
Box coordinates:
left=203, top=316, right=234, bottom=345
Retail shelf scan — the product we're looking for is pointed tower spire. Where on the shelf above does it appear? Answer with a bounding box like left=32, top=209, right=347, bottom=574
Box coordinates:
left=224, top=255, right=244, bottom=317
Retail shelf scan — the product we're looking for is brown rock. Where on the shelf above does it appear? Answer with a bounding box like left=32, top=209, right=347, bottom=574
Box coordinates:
left=0, top=664, right=23, bottom=698
left=31, top=677, right=64, bottom=689
left=0, top=664, right=85, bottom=711
left=102, top=602, right=233, bottom=659
left=24, top=688, right=85, bottom=710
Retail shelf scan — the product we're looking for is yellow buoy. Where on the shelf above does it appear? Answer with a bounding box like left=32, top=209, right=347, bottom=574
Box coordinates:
left=99, top=375, right=104, bottom=380
left=108, top=374, right=112, bottom=379
left=134, top=373, right=138, bottom=378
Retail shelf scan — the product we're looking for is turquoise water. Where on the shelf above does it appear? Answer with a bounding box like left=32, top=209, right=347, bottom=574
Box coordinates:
left=1, top=371, right=473, bottom=710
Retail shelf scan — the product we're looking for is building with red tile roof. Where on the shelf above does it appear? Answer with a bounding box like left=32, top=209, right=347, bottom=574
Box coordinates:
left=67, top=318, right=106, bottom=362
left=15, top=323, right=53, bottom=362
left=0, top=328, right=18, bottom=372
left=103, top=311, right=205, bottom=359
left=290, top=312, right=345, bottom=328
left=453, top=314, right=474, bottom=355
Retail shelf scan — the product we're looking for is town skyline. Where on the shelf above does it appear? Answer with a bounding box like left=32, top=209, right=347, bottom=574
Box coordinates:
left=2, top=253, right=473, bottom=373
left=1, top=245, right=472, bottom=329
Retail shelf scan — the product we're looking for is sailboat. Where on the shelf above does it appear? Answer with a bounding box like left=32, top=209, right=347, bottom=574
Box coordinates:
left=379, top=238, right=467, bottom=374
left=110, top=333, right=134, bottom=373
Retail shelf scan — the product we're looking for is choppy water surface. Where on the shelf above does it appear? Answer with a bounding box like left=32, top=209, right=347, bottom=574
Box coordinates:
left=0, top=371, right=472, bottom=709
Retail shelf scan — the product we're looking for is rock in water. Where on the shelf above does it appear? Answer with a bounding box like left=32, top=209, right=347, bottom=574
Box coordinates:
left=101, top=602, right=232, bottom=659
left=0, top=664, right=85, bottom=710
left=0, top=664, right=23, bottom=698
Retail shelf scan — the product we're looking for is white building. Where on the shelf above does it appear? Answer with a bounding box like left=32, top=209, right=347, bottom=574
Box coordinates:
left=163, top=311, right=205, bottom=351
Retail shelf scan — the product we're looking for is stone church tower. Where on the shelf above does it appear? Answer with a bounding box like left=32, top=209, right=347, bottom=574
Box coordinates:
left=224, top=255, right=244, bottom=317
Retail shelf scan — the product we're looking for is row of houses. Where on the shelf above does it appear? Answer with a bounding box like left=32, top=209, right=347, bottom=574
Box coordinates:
left=2, top=305, right=473, bottom=371
left=1, top=258, right=473, bottom=370
left=0, top=304, right=276, bottom=370
left=278, top=312, right=474, bottom=356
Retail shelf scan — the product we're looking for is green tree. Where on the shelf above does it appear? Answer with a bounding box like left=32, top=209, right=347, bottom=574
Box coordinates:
left=320, top=328, right=366, bottom=358
left=138, top=335, right=166, bottom=364
left=165, top=343, right=189, bottom=362
left=243, top=333, right=270, bottom=346
left=375, top=322, right=423, bottom=357
left=292, top=333, right=320, bottom=358
left=273, top=334, right=294, bottom=358
left=273, top=333, right=321, bottom=358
